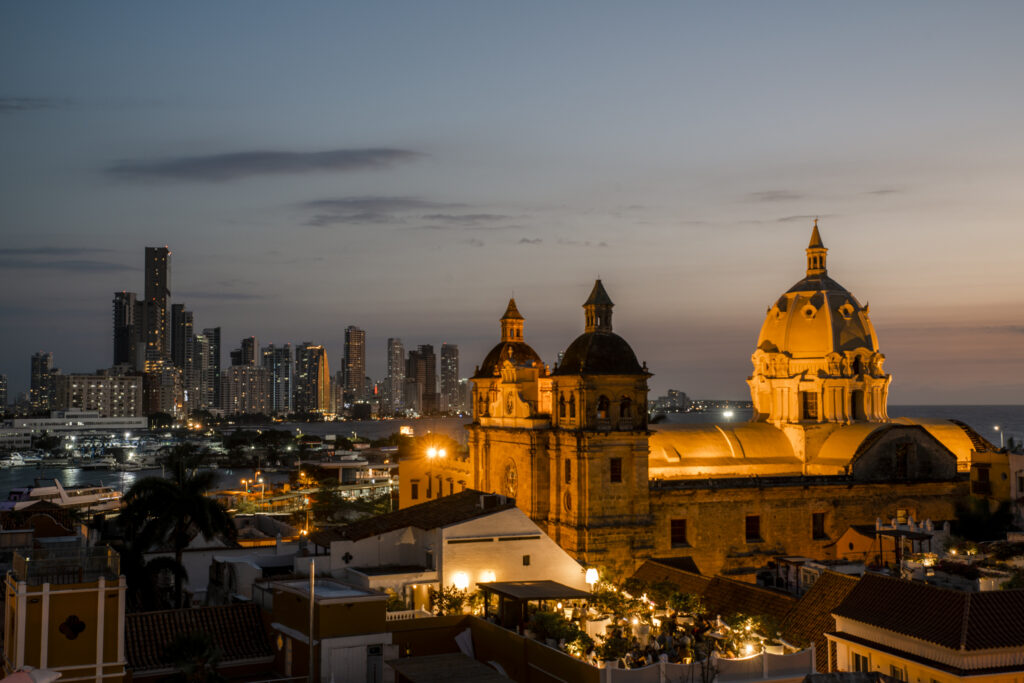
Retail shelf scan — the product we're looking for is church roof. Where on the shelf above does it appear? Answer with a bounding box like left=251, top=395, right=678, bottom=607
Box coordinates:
left=648, top=423, right=803, bottom=477
left=551, top=330, right=645, bottom=376
left=473, top=340, right=543, bottom=378
left=584, top=279, right=614, bottom=307
left=808, top=222, right=825, bottom=249
left=502, top=298, right=524, bottom=320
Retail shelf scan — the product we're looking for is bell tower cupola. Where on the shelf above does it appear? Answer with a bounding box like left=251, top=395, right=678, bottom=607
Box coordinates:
left=583, top=279, right=614, bottom=333
left=500, top=298, right=525, bottom=342
left=806, top=218, right=828, bottom=277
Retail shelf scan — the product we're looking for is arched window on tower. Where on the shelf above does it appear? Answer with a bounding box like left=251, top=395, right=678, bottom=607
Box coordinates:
left=568, top=395, right=576, bottom=418
left=597, top=395, right=610, bottom=420
left=620, top=396, right=632, bottom=418
left=852, top=357, right=862, bottom=375
left=559, top=395, right=566, bottom=418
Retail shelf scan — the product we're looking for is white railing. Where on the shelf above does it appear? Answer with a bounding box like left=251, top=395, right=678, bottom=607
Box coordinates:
left=603, top=648, right=816, bottom=683
left=385, top=608, right=434, bottom=621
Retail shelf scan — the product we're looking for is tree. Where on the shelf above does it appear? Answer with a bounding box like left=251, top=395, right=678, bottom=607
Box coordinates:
left=123, top=445, right=237, bottom=608
left=164, top=630, right=225, bottom=682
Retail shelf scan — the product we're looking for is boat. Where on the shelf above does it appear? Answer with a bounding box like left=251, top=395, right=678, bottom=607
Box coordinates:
left=3, top=479, right=122, bottom=514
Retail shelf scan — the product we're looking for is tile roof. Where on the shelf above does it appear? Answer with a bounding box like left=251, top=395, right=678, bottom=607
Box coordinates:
left=310, top=490, right=515, bottom=545
left=631, top=559, right=796, bottom=623
left=781, top=571, right=860, bottom=671
left=833, top=573, right=1024, bottom=651
left=125, top=603, right=274, bottom=672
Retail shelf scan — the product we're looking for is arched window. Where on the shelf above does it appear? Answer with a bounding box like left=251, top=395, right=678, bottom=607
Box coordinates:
left=852, top=357, right=862, bottom=375
left=620, top=397, right=632, bottom=418
left=597, top=395, right=610, bottom=420
left=568, top=395, right=576, bottom=418
left=559, top=395, right=566, bottom=418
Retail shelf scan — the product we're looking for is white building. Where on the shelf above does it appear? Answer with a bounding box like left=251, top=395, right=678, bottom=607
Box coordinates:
left=307, top=490, right=590, bottom=610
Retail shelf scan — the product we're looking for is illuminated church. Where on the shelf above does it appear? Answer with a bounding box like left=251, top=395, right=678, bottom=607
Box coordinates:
left=400, top=223, right=988, bottom=578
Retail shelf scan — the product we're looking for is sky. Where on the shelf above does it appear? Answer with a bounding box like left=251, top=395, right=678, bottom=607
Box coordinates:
left=2, top=2, right=1024, bottom=404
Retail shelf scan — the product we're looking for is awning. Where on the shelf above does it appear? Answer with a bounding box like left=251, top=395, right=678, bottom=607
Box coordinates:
left=476, top=580, right=591, bottom=601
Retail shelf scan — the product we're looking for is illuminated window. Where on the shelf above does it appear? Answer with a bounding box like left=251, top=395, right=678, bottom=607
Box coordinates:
left=597, top=395, right=610, bottom=419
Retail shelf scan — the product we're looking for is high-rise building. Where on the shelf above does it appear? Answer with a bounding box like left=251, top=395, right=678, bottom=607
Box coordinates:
left=54, top=372, right=143, bottom=417
left=231, top=336, right=258, bottom=366
left=143, top=246, right=171, bottom=363
left=113, top=291, right=139, bottom=367
left=0, top=374, right=7, bottom=414
left=184, top=332, right=212, bottom=412
left=440, top=343, right=460, bottom=413
left=29, top=352, right=54, bottom=413
left=142, top=362, right=183, bottom=417
left=386, top=338, right=405, bottom=415
left=202, top=326, right=221, bottom=408
left=170, top=303, right=193, bottom=369
left=344, top=326, right=366, bottom=402
left=407, top=345, right=438, bottom=414
left=262, top=343, right=292, bottom=415
left=294, top=343, right=330, bottom=414
left=220, top=365, right=270, bottom=415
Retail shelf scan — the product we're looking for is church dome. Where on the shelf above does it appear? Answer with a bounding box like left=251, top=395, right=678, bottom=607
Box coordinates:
left=755, top=223, right=879, bottom=358
left=552, top=280, right=646, bottom=376
left=473, top=298, right=544, bottom=378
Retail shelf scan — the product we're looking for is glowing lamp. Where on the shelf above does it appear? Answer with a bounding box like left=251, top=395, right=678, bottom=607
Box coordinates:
left=438, top=448, right=447, bottom=458
left=744, top=643, right=755, bottom=656
left=427, top=447, right=438, bottom=458
left=452, top=572, right=470, bottom=591
left=585, top=568, right=599, bottom=586
left=480, top=570, right=496, bottom=583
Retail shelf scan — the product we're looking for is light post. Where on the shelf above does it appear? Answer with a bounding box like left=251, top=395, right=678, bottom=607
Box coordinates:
left=258, top=477, right=265, bottom=510
left=995, top=426, right=1004, bottom=449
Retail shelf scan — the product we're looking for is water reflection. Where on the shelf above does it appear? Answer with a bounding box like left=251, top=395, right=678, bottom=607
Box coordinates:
left=0, top=466, right=292, bottom=495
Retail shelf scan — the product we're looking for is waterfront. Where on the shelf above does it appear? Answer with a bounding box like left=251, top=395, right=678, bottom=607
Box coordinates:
left=1, top=406, right=1019, bottom=493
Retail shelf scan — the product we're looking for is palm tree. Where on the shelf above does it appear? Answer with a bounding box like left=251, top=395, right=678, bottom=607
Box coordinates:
left=123, top=444, right=237, bottom=608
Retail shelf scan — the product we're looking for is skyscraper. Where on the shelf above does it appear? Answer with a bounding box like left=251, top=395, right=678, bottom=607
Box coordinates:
left=386, top=338, right=405, bottom=415
left=0, top=374, right=7, bottom=414
left=170, top=304, right=193, bottom=369
left=344, top=326, right=366, bottom=402
left=230, top=336, right=258, bottom=366
left=29, top=351, right=54, bottom=413
left=262, top=343, right=292, bottom=415
left=143, top=247, right=171, bottom=364
left=440, top=343, right=460, bottom=413
left=185, top=332, right=212, bottom=412
left=407, top=345, right=438, bottom=414
left=112, top=291, right=138, bottom=367
left=202, top=326, right=221, bottom=408
left=294, top=342, right=329, bottom=414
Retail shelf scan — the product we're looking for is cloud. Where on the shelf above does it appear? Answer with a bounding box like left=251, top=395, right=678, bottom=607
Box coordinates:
left=557, top=239, right=608, bottom=247
left=519, top=238, right=543, bottom=245
left=463, top=238, right=486, bottom=247
left=777, top=214, right=833, bottom=223
left=0, top=247, right=114, bottom=256
left=107, top=148, right=424, bottom=181
left=746, top=190, right=803, bottom=203
left=421, top=213, right=509, bottom=224
left=301, top=196, right=469, bottom=227
left=0, top=257, right=136, bottom=272
left=0, top=97, right=71, bottom=113
left=176, top=290, right=262, bottom=301
left=864, top=187, right=903, bottom=195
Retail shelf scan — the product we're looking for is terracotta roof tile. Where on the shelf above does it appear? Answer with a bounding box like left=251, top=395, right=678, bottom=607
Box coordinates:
left=310, top=490, right=514, bottom=546
left=125, top=603, right=274, bottom=672
left=780, top=572, right=859, bottom=671
left=631, top=559, right=711, bottom=595
left=833, top=573, right=1024, bottom=651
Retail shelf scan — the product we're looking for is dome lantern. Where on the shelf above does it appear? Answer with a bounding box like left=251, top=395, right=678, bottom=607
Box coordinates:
left=806, top=218, right=827, bottom=277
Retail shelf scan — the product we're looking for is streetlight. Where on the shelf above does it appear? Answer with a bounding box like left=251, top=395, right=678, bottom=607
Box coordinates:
left=994, top=426, right=1004, bottom=449
left=723, top=410, right=734, bottom=420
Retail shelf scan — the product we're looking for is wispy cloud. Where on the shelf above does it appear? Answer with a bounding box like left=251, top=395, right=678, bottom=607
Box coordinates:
left=463, top=238, right=485, bottom=247
left=864, top=187, right=903, bottom=195
left=0, top=257, right=136, bottom=272
left=747, top=190, right=803, bottom=203
left=557, top=239, right=608, bottom=247
left=0, top=247, right=114, bottom=256
left=176, top=290, right=263, bottom=301
left=777, top=214, right=832, bottom=223
left=519, top=237, right=543, bottom=245
left=301, top=196, right=468, bottom=227
left=107, top=148, right=424, bottom=181
left=421, top=213, right=509, bottom=224
left=0, top=97, right=71, bottom=113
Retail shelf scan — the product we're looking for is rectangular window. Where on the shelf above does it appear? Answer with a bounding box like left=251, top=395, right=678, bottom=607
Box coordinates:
left=889, top=666, right=906, bottom=681
left=522, top=554, right=530, bottom=566
left=448, top=480, right=454, bottom=496
left=812, top=512, right=827, bottom=540
left=610, top=458, right=623, bottom=483
left=802, top=391, right=818, bottom=420
left=670, top=519, right=689, bottom=548
left=852, top=653, right=869, bottom=673
left=745, top=515, right=761, bottom=543
left=564, top=458, right=572, bottom=484
left=411, top=482, right=419, bottom=500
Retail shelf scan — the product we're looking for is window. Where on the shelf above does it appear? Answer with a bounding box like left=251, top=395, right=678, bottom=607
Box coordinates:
left=411, top=482, right=419, bottom=500
left=564, top=458, right=572, bottom=484
left=852, top=653, right=869, bottom=673
left=670, top=519, right=689, bottom=548
left=620, top=397, right=632, bottom=418
left=610, top=458, right=623, bottom=483
left=597, top=395, right=610, bottom=420
left=559, top=395, right=566, bottom=418
left=448, top=480, right=454, bottom=496
left=745, top=515, right=761, bottom=543
left=801, top=391, right=818, bottom=420
left=812, top=512, right=827, bottom=540
left=522, top=554, right=530, bottom=566
left=569, top=395, right=576, bottom=418
left=889, top=666, right=906, bottom=681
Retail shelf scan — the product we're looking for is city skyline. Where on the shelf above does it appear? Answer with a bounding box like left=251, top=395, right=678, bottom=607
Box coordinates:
left=3, top=3, right=1024, bottom=404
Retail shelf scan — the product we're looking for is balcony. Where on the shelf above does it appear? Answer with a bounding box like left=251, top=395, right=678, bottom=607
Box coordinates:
left=11, top=547, right=120, bottom=585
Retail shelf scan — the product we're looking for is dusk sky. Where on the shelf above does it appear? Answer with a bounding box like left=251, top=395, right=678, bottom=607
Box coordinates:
left=3, top=2, right=1024, bottom=404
